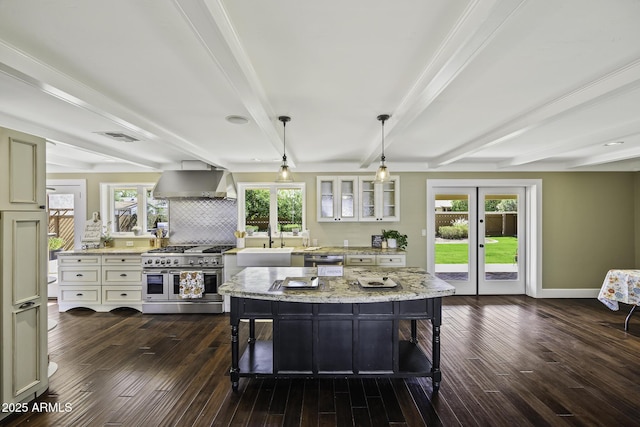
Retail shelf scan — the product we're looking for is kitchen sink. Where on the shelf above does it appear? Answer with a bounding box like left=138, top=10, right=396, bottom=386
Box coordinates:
left=237, top=247, right=293, bottom=267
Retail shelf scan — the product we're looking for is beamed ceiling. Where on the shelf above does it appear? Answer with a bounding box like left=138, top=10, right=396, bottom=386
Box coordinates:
left=1, top=0, right=639, bottom=174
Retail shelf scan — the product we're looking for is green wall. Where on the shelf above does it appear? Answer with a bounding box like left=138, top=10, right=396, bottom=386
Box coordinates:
left=48, top=170, right=638, bottom=290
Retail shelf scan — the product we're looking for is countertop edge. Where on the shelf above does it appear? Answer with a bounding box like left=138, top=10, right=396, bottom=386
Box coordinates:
left=219, top=266, right=456, bottom=303
left=224, top=246, right=406, bottom=256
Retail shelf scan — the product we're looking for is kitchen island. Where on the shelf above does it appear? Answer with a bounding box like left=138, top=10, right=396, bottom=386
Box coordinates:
left=218, top=266, right=455, bottom=392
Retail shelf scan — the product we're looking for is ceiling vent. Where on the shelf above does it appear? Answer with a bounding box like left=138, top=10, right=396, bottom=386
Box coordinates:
left=95, top=131, right=140, bottom=142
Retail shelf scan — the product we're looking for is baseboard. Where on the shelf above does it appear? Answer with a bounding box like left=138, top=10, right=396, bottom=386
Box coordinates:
left=534, top=288, right=600, bottom=298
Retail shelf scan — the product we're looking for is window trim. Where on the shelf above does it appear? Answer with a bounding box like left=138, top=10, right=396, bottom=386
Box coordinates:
left=99, top=182, right=157, bottom=235
left=237, top=182, right=306, bottom=237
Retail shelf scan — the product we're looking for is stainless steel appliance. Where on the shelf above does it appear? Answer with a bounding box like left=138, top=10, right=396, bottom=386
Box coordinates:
left=303, top=254, right=344, bottom=267
left=141, top=244, right=233, bottom=314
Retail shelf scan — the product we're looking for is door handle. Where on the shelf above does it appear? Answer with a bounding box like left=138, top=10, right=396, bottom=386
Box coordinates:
left=19, top=301, right=35, bottom=309
left=479, top=244, right=484, bottom=248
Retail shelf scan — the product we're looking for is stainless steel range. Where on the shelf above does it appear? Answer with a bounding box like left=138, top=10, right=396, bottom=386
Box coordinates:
left=141, top=244, right=233, bottom=314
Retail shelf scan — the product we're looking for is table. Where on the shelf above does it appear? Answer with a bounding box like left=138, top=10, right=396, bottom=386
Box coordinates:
left=218, top=266, right=456, bottom=392
left=597, top=269, right=640, bottom=331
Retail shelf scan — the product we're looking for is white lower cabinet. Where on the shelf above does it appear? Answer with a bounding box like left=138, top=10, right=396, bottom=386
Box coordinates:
left=375, top=254, right=406, bottom=267
left=346, top=253, right=406, bottom=267
left=58, top=254, right=142, bottom=312
left=345, top=254, right=376, bottom=266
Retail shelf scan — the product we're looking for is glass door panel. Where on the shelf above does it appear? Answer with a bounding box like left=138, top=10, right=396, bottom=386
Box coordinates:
left=430, top=188, right=477, bottom=295
left=340, top=180, right=355, bottom=218
left=360, top=180, right=375, bottom=219
left=319, top=179, right=335, bottom=220
left=478, top=188, right=525, bottom=294
left=382, top=181, right=396, bottom=218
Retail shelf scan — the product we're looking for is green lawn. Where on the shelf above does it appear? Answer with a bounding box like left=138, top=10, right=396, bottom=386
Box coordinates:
left=435, top=236, right=518, bottom=264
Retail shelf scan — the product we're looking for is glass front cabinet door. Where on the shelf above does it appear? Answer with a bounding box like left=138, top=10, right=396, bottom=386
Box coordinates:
left=358, top=176, right=400, bottom=222
left=317, top=177, right=358, bottom=222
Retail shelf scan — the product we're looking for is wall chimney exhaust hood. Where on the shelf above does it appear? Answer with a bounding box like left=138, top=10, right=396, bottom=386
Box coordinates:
left=153, top=170, right=237, bottom=199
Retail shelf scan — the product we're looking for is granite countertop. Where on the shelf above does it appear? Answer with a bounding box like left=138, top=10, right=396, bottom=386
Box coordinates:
left=224, top=246, right=406, bottom=256
left=218, top=266, right=455, bottom=303
left=57, top=246, right=155, bottom=255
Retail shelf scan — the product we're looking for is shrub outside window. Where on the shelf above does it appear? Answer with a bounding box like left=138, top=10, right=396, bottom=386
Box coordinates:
left=239, top=183, right=305, bottom=236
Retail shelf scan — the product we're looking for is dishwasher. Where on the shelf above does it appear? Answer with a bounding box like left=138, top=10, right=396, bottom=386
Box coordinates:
left=303, top=254, right=344, bottom=267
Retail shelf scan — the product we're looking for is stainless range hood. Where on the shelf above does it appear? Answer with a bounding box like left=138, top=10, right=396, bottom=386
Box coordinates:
left=153, top=170, right=237, bottom=199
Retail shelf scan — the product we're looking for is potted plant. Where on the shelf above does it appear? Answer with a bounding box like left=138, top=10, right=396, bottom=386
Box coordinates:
left=101, top=221, right=114, bottom=247
left=382, top=229, right=408, bottom=250
left=48, top=236, right=66, bottom=260
left=246, top=225, right=258, bottom=236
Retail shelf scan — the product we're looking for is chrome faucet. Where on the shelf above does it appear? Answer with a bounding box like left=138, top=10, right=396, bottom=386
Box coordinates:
left=280, top=229, right=285, bottom=248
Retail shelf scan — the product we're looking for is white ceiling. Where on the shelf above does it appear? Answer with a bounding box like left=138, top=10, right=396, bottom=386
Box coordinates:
left=1, top=0, right=640, bottom=174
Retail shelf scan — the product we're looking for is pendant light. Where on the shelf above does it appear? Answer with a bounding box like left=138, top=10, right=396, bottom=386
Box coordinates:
left=276, top=115, right=293, bottom=182
left=374, top=114, right=391, bottom=183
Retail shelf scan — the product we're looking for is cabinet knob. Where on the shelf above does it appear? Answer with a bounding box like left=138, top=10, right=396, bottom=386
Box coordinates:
left=120, top=293, right=128, bottom=297
left=76, top=293, right=83, bottom=296
left=19, top=301, right=35, bottom=309
left=121, top=259, right=125, bottom=262
left=77, top=259, right=82, bottom=262
left=76, top=273, right=83, bottom=277
left=120, top=273, right=127, bottom=277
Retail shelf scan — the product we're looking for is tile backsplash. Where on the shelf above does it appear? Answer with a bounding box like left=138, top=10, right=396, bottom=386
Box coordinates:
left=168, top=199, right=237, bottom=245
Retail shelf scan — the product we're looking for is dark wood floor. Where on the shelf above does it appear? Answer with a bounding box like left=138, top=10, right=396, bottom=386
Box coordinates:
left=3, top=296, right=640, bottom=426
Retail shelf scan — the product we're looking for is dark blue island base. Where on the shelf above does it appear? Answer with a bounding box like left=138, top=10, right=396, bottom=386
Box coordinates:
left=228, top=297, right=443, bottom=393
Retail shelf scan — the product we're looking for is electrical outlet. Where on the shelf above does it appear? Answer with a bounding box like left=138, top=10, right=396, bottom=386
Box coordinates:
left=421, top=229, right=426, bottom=237
left=126, top=241, right=134, bottom=247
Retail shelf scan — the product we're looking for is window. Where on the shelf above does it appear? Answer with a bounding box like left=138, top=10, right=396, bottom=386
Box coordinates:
left=238, top=182, right=305, bottom=236
left=100, top=183, right=168, bottom=234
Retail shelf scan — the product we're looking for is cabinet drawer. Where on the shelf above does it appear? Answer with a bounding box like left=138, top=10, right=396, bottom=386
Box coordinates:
left=102, top=255, right=141, bottom=266
left=58, top=267, right=101, bottom=285
left=102, top=267, right=142, bottom=285
left=376, top=255, right=406, bottom=267
left=58, top=255, right=101, bottom=265
left=102, top=286, right=142, bottom=303
left=346, top=255, right=376, bottom=266
left=59, top=286, right=101, bottom=303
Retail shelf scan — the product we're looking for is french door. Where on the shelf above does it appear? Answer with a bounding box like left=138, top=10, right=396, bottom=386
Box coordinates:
left=428, top=186, right=526, bottom=295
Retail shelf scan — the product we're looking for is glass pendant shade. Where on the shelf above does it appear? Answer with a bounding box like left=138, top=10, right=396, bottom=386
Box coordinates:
left=276, top=115, right=293, bottom=182
left=375, top=161, right=389, bottom=183
left=374, top=114, right=391, bottom=183
left=276, top=156, right=293, bottom=182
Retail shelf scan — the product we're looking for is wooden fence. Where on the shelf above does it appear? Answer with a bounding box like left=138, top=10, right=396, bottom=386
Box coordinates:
left=48, top=209, right=74, bottom=250
left=435, top=212, right=517, bottom=236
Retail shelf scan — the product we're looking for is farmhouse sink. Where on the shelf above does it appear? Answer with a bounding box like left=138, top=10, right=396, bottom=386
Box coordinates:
left=236, top=247, right=293, bottom=267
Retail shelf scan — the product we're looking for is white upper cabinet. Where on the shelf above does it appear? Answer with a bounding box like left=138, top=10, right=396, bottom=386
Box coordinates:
left=358, top=176, right=400, bottom=222
left=0, top=127, right=46, bottom=211
left=317, top=177, right=359, bottom=222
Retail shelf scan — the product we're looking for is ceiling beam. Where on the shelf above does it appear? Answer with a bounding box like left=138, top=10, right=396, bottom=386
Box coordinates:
left=360, top=0, right=528, bottom=168
left=431, top=57, right=640, bottom=168
left=174, top=0, right=293, bottom=165
left=0, top=40, right=227, bottom=168
left=0, top=111, right=163, bottom=170
left=501, top=120, right=640, bottom=167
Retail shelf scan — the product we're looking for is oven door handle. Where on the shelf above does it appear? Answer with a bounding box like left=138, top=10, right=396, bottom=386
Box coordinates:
left=143, top=270, right=169, bottom=274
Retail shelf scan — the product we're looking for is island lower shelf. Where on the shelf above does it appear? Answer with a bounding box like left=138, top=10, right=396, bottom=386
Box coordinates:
left=238, top=340, right=433, bottom=377
left=230, top=298, right=443, bottom=391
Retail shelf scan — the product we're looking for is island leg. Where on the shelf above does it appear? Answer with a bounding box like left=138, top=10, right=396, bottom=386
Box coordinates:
left=230, top=323, right=240, bottom=392
left=431, top=298, right=442, bottom=392
left=248, top=319, right=256, bottom=343
left=410, top=319, right=418, bottom=343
